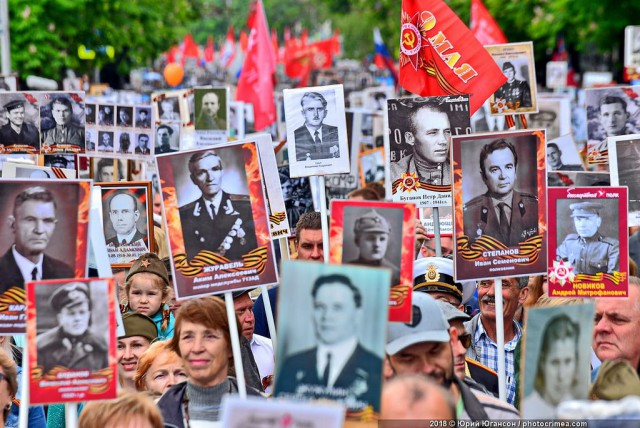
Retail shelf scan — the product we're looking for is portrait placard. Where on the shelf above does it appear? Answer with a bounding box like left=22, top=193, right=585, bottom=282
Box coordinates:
left=521, top=303, right=594, bottom=419
left=546, top=133, right=585, bottom=174
left=221, top=395, right=344, bottom=428
left=278, top=164, right=315, bottom=235
left=584, top=86, right=640, bottom=164
left=36, top=92, right=86, bottom=154
left=547, top=187, right=628, bottom=298
left=323, top=173, right=359, bottom=207
left=90, top=157, right=128, bottom=183
left=330, top=200, right=415, bottom=322
left=486, top=42, right=538, bottom=116
left=0, top=75, right=18, bottom=92
left=0, top=92, right=40, bottom=154
left=284, top=84, right=350, bottom=178
left=387, top=95, right=470, bottom=208
left=98, top=181, right=154, bottom=268
left=608, top=134, right=640, bottom=226
left=229, top=101, right=246, bottom=139
left=1, top=161, right=76, bottom=179
left=453, top=130, right=548, bottom=281
left=530, top=96, right=572, bottom=142
left=253, top=134, right=291, bottom=239
left=156, top=142, right=278, bottom=298
left=624, top=25, right=640, bottom=68
left=546, top=61, right=568, bottom=89
left=363, top=86, right=394, bottom=112
left=274, top=261, right=389, bottom=420
left=0, top=180, right=90, bottom=334
left=27, top=277, right=117, bottom=404
left=358, top=147, right=385, bottom=187
left=547, top=171, right=610, bottom=188
left=42, top=153, right=78, bottom=172
left=194, top=87, right=229, bottom=146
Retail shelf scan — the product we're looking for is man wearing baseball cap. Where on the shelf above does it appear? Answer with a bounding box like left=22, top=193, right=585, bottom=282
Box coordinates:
left=384, top=293, right=518, bottom=420
left=346, top=209, right=400, bottom=285
left=37, top=282, right=108, bottom=374
left=556, top=201, right=619, bottom=275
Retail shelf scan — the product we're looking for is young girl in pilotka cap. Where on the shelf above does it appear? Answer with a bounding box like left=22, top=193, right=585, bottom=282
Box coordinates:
left=121, top=253, right=175, bottom=340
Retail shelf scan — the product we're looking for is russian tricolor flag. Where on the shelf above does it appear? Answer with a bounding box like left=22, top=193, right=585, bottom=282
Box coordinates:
left=374, top=27, right=398, bottom=85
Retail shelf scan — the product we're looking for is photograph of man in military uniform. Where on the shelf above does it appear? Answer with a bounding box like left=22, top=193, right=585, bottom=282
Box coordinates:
left=341, top=206, right=404, bottom=286
left=462, top=136, right=539, bottom=247
left=494, top=61, right=532, bottom=110
left=174, top=148, right=258, bottom=261
left=35, top=281, right=109, bottom=374
left=0, top=96, right=39, bottom=152
left=555, top=200, right=620, bottom=275
left=194, top=88, right=227, bottom=131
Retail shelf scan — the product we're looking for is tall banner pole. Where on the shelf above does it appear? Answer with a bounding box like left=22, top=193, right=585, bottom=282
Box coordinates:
left=433, top=207, right=442, bottom=258
left=318, top=176, right=329, bottom=263
left=225, top=292, right=247, bottom=399
left=0, top=0, right=11, bottom=75
left=494, top=278, right=507, bottom=402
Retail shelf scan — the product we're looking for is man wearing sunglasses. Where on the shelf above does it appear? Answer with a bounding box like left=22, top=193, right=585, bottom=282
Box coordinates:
left=413, top=257, right=499, bottom=397
left=384, top=293, right=519, bottom=420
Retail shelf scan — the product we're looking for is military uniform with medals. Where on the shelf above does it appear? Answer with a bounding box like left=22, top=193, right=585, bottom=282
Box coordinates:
left=179, top=192, right=257, bottom=260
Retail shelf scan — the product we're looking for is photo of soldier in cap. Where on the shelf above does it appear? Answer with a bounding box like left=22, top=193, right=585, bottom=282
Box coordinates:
left=556, top=200, right=620, bottom=275
left=341, top=206, right=404, bottom=286
left=462, top=134, right=539, bottom=247
left=547, top=142, right=584, bottom=172
left=0, top=95, right=39, bottom=152
left=35, top=280, right=109, bottom=374
left=494, top=61, right=532, bottom=110
left=44, top=154, right=74, bottom=170
left=174, top=148, right=258, bottom=261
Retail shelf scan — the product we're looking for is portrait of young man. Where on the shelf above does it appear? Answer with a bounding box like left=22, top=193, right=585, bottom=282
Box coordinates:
left=0, top=97, right=39, bottom=151
left=135, top=107, right=151, bottom=128
left=462, top=137, right=539, bottom=247
left=41, top=96, right=85, bottom=149
left=275, top=263, right=390, bottom=414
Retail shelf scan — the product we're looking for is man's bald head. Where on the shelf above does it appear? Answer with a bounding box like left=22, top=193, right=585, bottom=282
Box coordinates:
left=381, top=374, right=455, bottom=421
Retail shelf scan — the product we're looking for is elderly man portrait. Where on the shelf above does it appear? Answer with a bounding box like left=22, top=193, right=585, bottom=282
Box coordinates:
left=0, top=186, right=74, bottom=293
left=277, top=273, right=382, bottom=407
left=390, top=102, right=452, bottom=186
left=465, top=276, right=529, bottom=405
left=195, top=91, right=226, bottom=131
left=294, top=92, right=340, bottom=161
left=37, top=282, right=108, bottom=373
left=105, top=191, right=148, bottom=263
left=179, top=150, right=257, bottom=260
left=556, top=202, right=619, bottom=275
left=41, top=97, right=85, bottom=148
left=463, top=138, right=538, bottom=246
left=494, top=61, right=532, bottom=109
left=0, top=98, right=39, bottom=149
left=345, top=209, right=400, bottom=285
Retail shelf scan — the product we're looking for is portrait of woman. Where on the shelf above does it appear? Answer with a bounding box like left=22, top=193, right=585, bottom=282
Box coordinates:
left=522, top=314, right=580, bottom=418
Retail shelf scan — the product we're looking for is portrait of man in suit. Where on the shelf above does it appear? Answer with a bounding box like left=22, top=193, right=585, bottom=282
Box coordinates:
left=463, top=138, right=538, bottom=247
left=276, top=273, right=382, bottom=410
left=0, top=186, right=74, bottom=294
left=179, top=150, right=257, bottom=260
left=294, top=92, right=340, bottom=162
left=104, top=190, right=148, bottom=264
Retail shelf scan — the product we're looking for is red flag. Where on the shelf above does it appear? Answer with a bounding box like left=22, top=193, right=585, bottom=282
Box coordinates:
left=181, top=34, right=200, bottom=63
left=399, top=0, right=506, bottom=114
left=284, top=37, right=312, bottom=86
left=239, top=30, right=249, bottom=53
left=204, top=35, right=215, bottom=63
left=166, top=45, right=179, bottom=63
left=236, top=0, right=276, bottom=131
left=308, top=39, right=335, bottom=69
left=470, top=0, right=507, bottom=46
left=219, top=26, right=236, bottom=68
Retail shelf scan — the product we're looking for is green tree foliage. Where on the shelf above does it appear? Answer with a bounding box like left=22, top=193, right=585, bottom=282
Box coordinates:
left=8, top=0, right=200, bottom=79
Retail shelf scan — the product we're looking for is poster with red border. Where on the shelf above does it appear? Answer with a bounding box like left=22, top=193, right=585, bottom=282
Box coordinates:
left=547, top=187, right=628, bottom=298
left=156, top=141, right=278, bottom=299
left=453, top=130, right=547, bottom=281
left=0, top=180, right=90, bottom=334
left=329, top=199, right=415, bottom=322
left=27, top=277, right=117, bottom=404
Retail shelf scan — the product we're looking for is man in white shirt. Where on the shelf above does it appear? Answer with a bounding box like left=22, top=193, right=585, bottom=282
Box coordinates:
left=232, top=289, right=274, bottom=393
